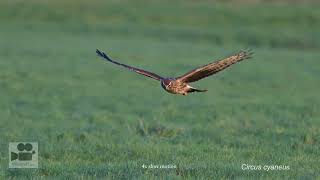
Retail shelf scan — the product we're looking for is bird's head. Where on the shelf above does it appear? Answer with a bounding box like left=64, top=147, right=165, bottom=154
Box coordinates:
left=160, top=78, right=173, bottom=90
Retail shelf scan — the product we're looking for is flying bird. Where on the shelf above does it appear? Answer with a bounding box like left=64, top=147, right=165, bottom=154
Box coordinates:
left=96, top=49, right=253, bottom=96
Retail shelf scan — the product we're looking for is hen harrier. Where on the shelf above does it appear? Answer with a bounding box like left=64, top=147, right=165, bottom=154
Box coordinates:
left=96, top=49, right=253, bottom=95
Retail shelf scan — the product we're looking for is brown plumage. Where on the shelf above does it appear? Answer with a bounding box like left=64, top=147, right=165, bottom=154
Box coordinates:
left=96, top=49, right=253, bottom=95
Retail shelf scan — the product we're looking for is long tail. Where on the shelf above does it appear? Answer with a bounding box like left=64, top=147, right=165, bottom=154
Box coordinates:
left=188, top=87, right=208, bottom=93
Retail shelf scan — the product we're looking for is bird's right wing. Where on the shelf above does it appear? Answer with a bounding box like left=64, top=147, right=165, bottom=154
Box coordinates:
left=177, top=49, right=253, bottom=83
left=96, top=49, right=163, bottom=81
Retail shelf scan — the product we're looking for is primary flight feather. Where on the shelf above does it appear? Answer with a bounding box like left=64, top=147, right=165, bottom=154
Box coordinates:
left=96, top=49, right=253, bottom=95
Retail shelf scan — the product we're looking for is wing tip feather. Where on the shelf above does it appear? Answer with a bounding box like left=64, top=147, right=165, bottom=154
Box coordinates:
left=240, top=48, right=254, bottom=59
left=96, top=49, right=112, bottom=61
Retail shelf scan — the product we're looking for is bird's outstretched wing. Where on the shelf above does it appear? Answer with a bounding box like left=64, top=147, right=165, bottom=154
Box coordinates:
left=96, top=49, right=163, bottom=81
left=177, top=49, right=253, bottom=83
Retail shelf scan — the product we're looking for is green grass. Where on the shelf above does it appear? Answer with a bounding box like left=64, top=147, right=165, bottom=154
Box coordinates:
left=0, top=0, right=320, bottom=179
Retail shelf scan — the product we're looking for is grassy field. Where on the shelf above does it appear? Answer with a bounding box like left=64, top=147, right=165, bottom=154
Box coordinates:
left=0, top=0, right=320, bottom=179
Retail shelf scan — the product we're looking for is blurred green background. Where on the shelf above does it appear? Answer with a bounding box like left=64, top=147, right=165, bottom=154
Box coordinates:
left=0, top=0, right=319, bottom=179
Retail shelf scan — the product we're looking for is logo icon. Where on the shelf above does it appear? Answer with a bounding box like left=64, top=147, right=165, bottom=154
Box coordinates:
left=9, top=142, right=38, bottom=168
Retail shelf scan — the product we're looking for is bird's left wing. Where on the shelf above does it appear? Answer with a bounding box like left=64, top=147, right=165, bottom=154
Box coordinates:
left=96, top=49, right=163, bottom=81
left=176, top=49, right=253, bottom=83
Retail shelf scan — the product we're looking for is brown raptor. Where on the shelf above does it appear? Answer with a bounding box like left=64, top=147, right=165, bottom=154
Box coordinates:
left=96, top=49, right=253, bottom=95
